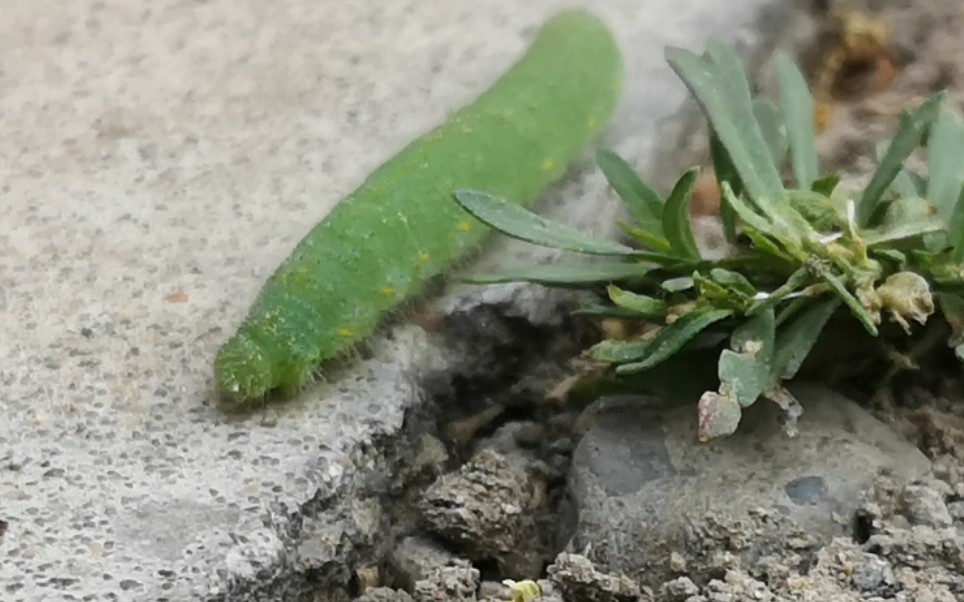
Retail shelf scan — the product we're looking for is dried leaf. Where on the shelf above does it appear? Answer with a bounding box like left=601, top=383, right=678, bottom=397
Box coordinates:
left=697, top=390, right=742, bottom=442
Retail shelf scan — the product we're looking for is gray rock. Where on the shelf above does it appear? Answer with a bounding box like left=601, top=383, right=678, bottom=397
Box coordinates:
left=418, top=449, right=546, bottom=579
left=901, top=485, right=953, bottom=528
left=546, top=553, right=642, bottom=602
left=660, top=576, right=700, bottom=601
left=356, top=587, right=415, bottom=602
left=564, top=383, right=931, bottom=587
left=388, top=536, right=459, bottom=592
left=478, top=580, right=510, bottom=600
left=412, top=561, right=480, bottom=602
left=947, top=500, right=964, bottom=520
left=851, top=553, right=894, bottom=592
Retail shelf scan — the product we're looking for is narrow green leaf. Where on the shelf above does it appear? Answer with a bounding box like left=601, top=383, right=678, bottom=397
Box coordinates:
left=606, top=285, right=667, bottom=317
left=771, top=298, right=840, bottom=381
left=753, top=98, right=788, bottom=168
left=811, top=174, right=840, bottom=197
left=454, top=190, right=648, bottom=257
left=938, top=292, right=964, bottom=347
left=948, top=184, right=964, bottom=262
left=891, top=170, right=920, bottom=199
left=858, top=91, right=946, bottom=226
left=693, top=271, right=735, bottom=302
left=596, top=150, right=668, bottom=246
left=775, top=296, right=810, bottom=327
left=860, top=217, right=946, bottom=247
left=571, top=305, right=648, bottom=319
left=617, top=221, right=673, bottom=253
left=589, top=337, right=652, bottom=364
left=463, top=262, right=654, bottom=286
left=775, top=53, right=819, bottom=189
left=710, top=268, right=756, bottom=297
left=877, top=141, right=922, bottom=200
left=615, top=309, right=734, bottom=374
left=710, top=130, right=741, bottom=244
left=927, top=107, right=964, bottom=220
left=816, top=268, right=878, bottom=336
left=720, top=182, right=778, bottom=240
left=742, top=227, right=792, bottom=261
left=661, top=167, right=702, bottom=259
left=666, top=44, right=785, bottom=206
left=747, top=267, right=810, bottom=316
left=661, top=276, right=695, bottom=292
left=787, top=189, right=844, bottom=230
left=870, top=248, right=907, bottom=266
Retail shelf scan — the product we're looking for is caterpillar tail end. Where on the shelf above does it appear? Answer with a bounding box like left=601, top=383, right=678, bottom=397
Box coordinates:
left=214, top=333, right=274, bottom=408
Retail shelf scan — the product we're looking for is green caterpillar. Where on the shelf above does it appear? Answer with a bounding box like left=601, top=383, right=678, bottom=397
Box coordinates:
left=215, top=10, right=623, bottom=406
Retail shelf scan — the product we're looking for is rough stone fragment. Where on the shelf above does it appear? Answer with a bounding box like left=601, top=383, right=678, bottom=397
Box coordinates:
left=418, top=449, right=545, bottom=578
left=388, top=536, right=459, bottom=592
left=356, top=587, right=415, bottom=602
left=564, top=383, right=930, bottom=587
left=546, top=553, right=642, bottom=602
left=660, top=576, right=699, bottom=601
left=412, top=561, right=480, bottom=602
left=901, top=484, right=953, bottom=528
left=851, top=553, right=894, bottom=592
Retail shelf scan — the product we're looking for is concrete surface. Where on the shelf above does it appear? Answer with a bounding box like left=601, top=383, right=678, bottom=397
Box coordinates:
left=1, top=0, right=789, bottom=600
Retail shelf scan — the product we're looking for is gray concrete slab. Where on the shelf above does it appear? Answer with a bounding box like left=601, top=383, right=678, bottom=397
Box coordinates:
left=1, top=0, right=789, bottom=600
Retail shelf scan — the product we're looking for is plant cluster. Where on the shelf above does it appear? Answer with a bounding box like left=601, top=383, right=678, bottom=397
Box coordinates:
left=451, top=42, right=964, bottom=441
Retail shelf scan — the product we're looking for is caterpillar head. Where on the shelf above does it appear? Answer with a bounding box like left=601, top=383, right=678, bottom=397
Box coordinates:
left=214, top=332, right=274, bottom=407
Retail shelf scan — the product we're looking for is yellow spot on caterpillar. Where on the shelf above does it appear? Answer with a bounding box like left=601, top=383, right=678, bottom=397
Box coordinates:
left=338, top=327, right=353, bottom=337
left=586, top=116, right=597, bottom=129
left=418, top=252, right=430, bottom=262
left=380, top=286, right=395, bottom=297
left=542, top=159, right=555, bottom=171
left=457, top=220, right=471, bottom=232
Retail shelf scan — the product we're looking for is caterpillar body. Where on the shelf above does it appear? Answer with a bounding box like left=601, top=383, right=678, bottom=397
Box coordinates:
left=215, top=10, right=623, bottom=406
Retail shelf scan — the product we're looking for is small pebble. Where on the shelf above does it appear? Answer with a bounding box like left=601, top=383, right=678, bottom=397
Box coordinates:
left=851, top=553, right=893, bottom=592
left=901, top=484, right=953, bottom=528
left=661, top=576, right=700, bottom=601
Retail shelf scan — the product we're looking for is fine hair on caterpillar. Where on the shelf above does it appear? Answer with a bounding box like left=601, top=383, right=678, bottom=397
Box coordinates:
left=215, top=10, right=623, bottom=407
left=222, top=255, right=472, bottom=411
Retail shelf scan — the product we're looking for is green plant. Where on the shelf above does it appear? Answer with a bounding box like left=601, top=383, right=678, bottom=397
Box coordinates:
left=451, top=41, right=964, bottom=441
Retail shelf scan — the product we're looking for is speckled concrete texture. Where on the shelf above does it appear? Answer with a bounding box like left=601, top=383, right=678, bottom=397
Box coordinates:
left=1, top=0, right=788, bottom=600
